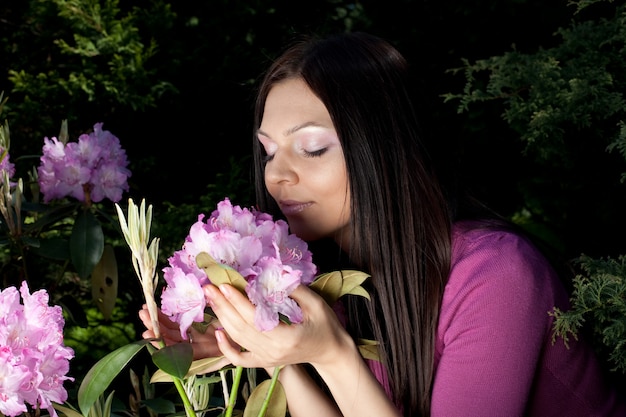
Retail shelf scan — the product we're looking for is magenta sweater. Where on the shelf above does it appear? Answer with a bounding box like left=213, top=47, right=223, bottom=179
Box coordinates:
left=368, top=221, right=626, bottom=416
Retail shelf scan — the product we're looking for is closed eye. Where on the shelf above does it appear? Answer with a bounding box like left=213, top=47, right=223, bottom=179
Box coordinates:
left=304, top=148, right=328, bottom=158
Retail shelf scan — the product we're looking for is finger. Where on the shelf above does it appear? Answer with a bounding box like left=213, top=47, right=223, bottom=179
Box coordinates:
left=287, top=284, right=317, bottom=304
left=204, top=284, right=256, bottom=324
left=138, top=308, right=152, bottom=328
left=215, top=329, right=254, bottom=368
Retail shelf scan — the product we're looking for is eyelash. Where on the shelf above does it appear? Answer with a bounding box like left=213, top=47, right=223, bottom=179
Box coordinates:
left=262, top=148, right=327, bottom=162
left=303, top=148, right=327, bottom=158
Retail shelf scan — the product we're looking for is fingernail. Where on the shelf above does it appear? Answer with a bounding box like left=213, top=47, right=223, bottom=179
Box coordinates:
left=204, top=285, right=216, bottom=306
left=215, top=329, right=224, bottom=343
left=219, top=284, right=231, bottom=298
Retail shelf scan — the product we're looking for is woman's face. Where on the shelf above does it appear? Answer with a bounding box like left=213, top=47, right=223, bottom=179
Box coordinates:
left=257, top=78, right=351, bottom=246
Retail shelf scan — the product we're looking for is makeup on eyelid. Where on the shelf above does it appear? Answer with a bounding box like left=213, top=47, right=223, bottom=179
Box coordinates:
left=257, top=126, right=340, bottom=157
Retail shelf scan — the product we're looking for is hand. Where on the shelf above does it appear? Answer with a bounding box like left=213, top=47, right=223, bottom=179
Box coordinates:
left=138, top=304, right=231, bottom=362
left=203, top=283, right=356, bottom=370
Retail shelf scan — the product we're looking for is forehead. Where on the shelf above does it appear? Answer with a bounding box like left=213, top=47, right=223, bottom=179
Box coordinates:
left=260, top=78, right=333, bottom=134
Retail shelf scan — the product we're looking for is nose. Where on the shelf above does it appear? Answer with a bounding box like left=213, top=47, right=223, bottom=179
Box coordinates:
left=264, top=152, right=298, bottom=185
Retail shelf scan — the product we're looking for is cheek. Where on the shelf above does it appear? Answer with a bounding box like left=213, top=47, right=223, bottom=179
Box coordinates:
left=308, top=156, right=347, bottom=191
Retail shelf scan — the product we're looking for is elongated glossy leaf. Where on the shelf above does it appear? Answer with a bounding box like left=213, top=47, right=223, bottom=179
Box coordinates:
left=29, top=236, right=70, bottom=260
left=243, top=379, right=287, bottom=417
left=26, top=202, right=78, bottom=230
left=53, top=403, right=83, bottom=417
left=151, top=343, right=193, bottom=380
left=71, top=209, right=104, bottom=279
left=196, top=252, right=248, bottom=292
left=78, top=340, right=150, bottom=416
left=150, top=355, right=229, bottom=383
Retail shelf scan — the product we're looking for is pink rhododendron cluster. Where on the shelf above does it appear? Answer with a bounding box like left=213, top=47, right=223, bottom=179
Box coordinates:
left=37, top=122, right=131, bottom=203
left=0, top=281, right=74, bottom=417
left=161, top=197, right=317, bottom=334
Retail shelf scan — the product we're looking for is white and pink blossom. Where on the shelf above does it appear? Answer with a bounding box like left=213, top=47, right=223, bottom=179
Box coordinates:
left=0, top=282, right=74, bottom=417
left=161, top=197, right=317, bottom=335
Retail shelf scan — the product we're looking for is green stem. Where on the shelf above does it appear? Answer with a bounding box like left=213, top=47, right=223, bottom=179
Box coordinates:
left=173, top=377, right=197, bottom=417
left=258, top=367, right=281, bottom=417
left=224, top=366, right=244, bottom=417
left=157, top=340, right=197, bottom=417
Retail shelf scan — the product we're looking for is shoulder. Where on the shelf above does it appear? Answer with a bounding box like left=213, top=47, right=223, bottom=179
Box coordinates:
left=451, top=220, right=549, bottom=270
left=443, top=219, right=568, bottom=319
left=450, top=220, right=559, bottom=288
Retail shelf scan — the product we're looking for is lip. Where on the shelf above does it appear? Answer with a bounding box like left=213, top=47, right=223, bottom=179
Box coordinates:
left=279, top=200, right=313, bottom=215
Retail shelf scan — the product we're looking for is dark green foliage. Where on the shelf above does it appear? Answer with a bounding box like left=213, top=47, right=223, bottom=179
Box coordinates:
left=551, top=255, right=626, bottom=373
left=445, top=0, right=626, bottom=384
left=444, top=0, right=626, bottom=261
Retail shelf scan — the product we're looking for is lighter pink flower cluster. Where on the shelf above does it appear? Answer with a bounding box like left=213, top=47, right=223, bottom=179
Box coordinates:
left=37, top=123, right=131, bottom=203
left=0, top=281, right=74, bottom=417
left=161, top=198, right=317, bottom=335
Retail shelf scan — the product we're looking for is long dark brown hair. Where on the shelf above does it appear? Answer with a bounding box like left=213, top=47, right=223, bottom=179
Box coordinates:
left=252, top=32, right=452, bottom=416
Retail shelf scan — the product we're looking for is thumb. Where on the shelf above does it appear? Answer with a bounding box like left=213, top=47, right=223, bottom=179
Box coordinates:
left=289, top=284, right=329, bottom=312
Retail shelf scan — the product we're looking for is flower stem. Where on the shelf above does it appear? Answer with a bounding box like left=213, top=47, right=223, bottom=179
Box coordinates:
left=173, top=377, right=197, bottom=417
left=258, top=367, right=281, bottom=417
left=157, top=340, right=197, bottom=417
left=224, top=366, right=244, bottom=417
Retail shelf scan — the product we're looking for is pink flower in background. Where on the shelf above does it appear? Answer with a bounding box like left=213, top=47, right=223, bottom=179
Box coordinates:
left=161, top=197, right=317, bottom=336
left=37, top=122, right=131, bottom=203
left=0, top=146, right=15, bottom=182
left=0, top=282, right=74, bottom=417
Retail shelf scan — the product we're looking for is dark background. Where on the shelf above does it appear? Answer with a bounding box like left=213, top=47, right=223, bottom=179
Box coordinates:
left=3, top=0, right=623, bottom=262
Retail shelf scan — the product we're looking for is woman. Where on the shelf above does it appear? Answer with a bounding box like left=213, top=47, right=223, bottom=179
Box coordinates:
left=142, top=32, right=625, bottom=416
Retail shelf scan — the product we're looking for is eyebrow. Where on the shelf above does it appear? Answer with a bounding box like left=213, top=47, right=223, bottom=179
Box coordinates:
left=257, top=121, right=328, bottom=139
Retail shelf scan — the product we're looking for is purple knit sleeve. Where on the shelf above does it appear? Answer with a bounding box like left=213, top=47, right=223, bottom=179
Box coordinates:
left=430, top=227, right=558, bottom=416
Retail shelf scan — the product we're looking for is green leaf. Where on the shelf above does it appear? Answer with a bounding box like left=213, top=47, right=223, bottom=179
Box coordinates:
left=151, top=355, right=228, bottom=383
left=243, top=379, right=287, bottom=417
left=78, top=340, right=150, bottom=416
left=26, top=202, right=78, bottom=231
left=310, top=270, right=371, bottom=305
left=142, top=398, right=177, bottom=414
left=338, top=270, right=371, bottom=300
left=71, top=209, right=104, bottom=279
left=151, top=343, right=193, bottom=380
left=196, top=252, right=248, bottom=292
left=53, top=403, right=83, bottom=417
left=357, top=339, right=381, bottom=362
left=91, top=245, right=119, bottom=320
left=309, top=271, right=343, bottom=305
left=29, top=237, right=71, bottom=260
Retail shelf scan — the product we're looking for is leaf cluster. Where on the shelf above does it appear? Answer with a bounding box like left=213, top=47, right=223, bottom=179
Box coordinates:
left=444, top=0, right=626, bottom=164
left=551, top=254, right=626, bottom=373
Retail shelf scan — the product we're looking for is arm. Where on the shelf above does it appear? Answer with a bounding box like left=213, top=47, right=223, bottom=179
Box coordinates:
left=205, top=284, right=400, bottom=417
left=275, top=364, right=342, bottom=416
left=431, top=232, right=556, bottom=416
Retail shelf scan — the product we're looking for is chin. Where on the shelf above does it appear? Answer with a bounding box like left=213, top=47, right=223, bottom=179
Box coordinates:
left=287, top=222, right=323, bottom=242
